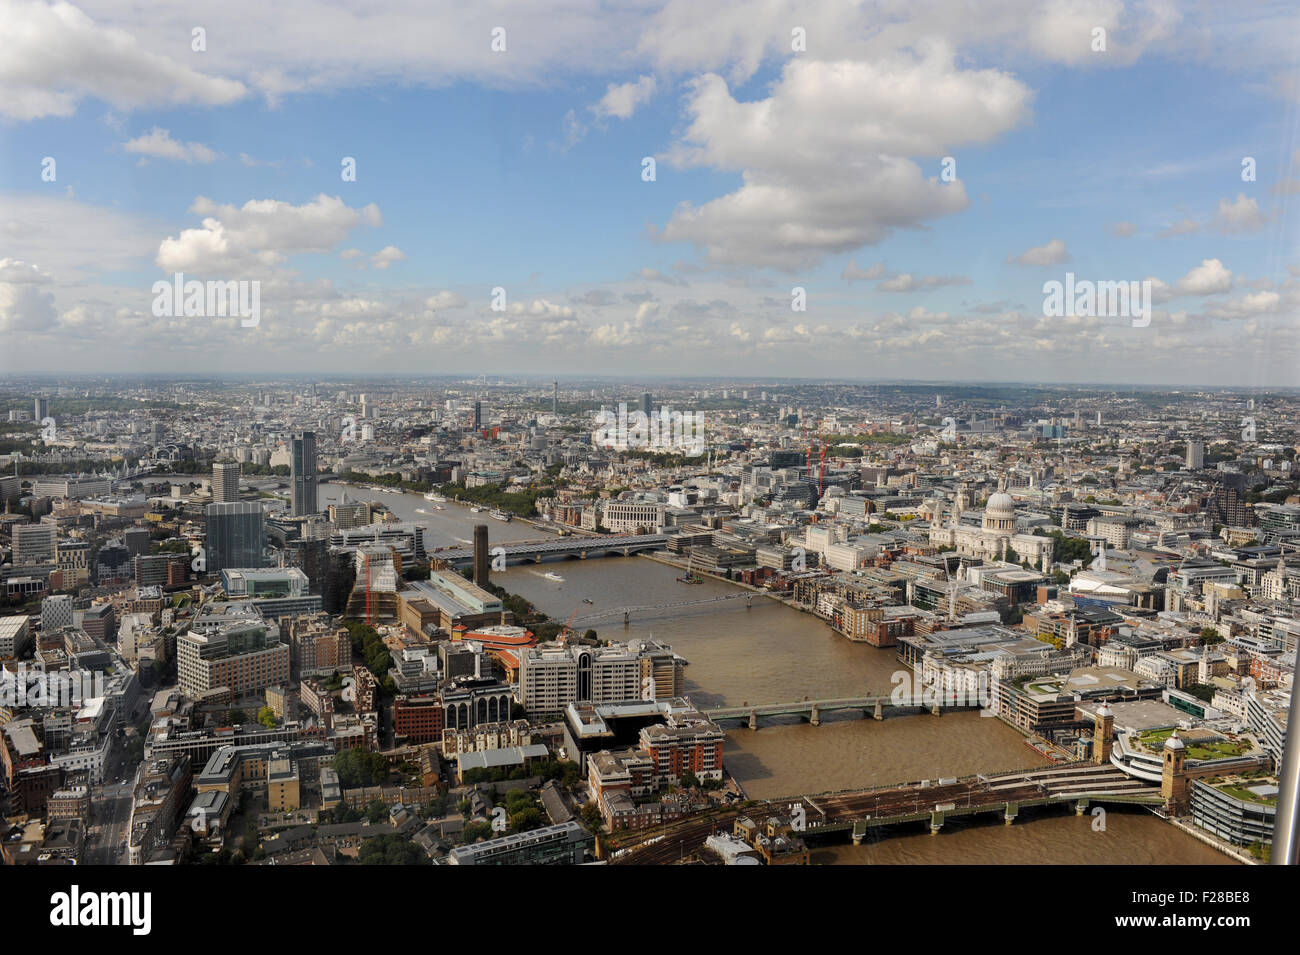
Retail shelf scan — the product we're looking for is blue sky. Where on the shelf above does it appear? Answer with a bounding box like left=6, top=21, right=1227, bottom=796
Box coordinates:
left=0, top=0, right=1297, bottom=384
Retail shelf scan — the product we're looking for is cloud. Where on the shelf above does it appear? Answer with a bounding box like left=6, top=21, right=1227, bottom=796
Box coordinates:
left=1206, top=290, right=1281, bottom=318
left=370, top=245, right=406, bottom=269
left=591, top=75, right=656, bottom=120
left=1210, top=193, right=1267, bottom=234
left=124, top=127, right=218, bottom=163
left=424, top=290, right=465, bottom=310
left=156, top=194, right=382, bottom=274
left=877, top=272, right=971, bottom=292
left=0, top=0, right=246, bottom=120
left=1175, top=258, right=1233, bottom=295
left=841, top=260, right=889, bottom=281
left=1156, top=217, right=1200, bottom=238
left=656, top=47, right=1029, bottom=269
left=1008, top=238, right=1068, bottom=265
left=1106, top=221, right=1137, bottom=238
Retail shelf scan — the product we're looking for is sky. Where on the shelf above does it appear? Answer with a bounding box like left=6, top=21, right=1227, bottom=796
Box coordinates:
left=0, top=0, right=1298, bottom=385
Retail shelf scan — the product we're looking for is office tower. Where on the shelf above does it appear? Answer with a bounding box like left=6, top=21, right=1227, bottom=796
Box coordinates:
left=553, top=380, right=559, bottom=416
left=33, top=397, right=48, bottom=421
left=1096, top=411, right=1103, bottom=426
left=13, top=522, right=56, bottom=563
left=291, top=431, right=318, bottom=516
left=642, top=392, right=653, bottom=417
left=123, top=526, right=151, bottom=558
left=473, top=524, right=490, bottom=585
left=41, top=594, right=75, bottom=633
left=1186, top=439, right=1205, bottom=470
left=473, top=401, right=483, bottom=430
left=212, top=461, right=241, bottom=503
left=206, top=502, right=265, bottom=573
left=150, top=421, right=165, bottom=445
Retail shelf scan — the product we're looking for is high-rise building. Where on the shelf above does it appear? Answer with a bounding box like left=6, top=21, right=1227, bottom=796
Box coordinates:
left=291, top=432, right=318, bottom=517
left=13, top=522, right=56, bottom=563
left=473, top=524, right=490, bottom=585
left=41, top=594, right=74, bottom=633
left=641, top=392, right=653, bottom=417
left=473, top=401, right=483, bottom=431
left=33, top=397, right=48, bottom=421
left=212, top=461, right=241, bottom=503
left=1186, top=439, right=1205, bottom=470
left=206, top=502, right=265, bottom=574
left=552, top=380, right=559, bottom=415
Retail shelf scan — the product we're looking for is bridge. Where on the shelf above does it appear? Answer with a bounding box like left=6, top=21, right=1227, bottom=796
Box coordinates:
left=609, top=762, right=1162, bottom=863
left=570, top=592, right=761, bottom=625
left=785, top=762, right=1163, bottom=842
left=703, top=693, right=982, bottom=729
left=431, top=533, right=667, bottom=568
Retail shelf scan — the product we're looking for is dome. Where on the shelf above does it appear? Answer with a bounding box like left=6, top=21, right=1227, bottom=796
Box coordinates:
left=985, top=492, right=1015, bottom=519
left=1096, top=701, right=1112, bottom=719
left=1164, top=730, right=1185, bottom=751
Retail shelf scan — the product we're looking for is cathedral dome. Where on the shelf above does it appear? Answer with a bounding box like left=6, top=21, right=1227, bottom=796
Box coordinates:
left=985, top=491, right=1015, bottom=520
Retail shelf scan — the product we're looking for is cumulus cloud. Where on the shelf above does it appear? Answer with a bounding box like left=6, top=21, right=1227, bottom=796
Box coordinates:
left=656, top=48, right=1029, bottom=269
left=156, top=194, right=382, bottom=273
left=1210, top=193, right=1267, bottom=234
left=370, top=245, right=406, bottom=269
left=124, top=128, right=218, bottom=163
left=591, top=75, right=656, bottom=119
left=1106, top=221, right=1137, bottom=238
left=0, top=0, right=246, bottom=120
left=1008, top=238, right=1068, bottom=265
left=1175, top=258, right=1233, bottom=295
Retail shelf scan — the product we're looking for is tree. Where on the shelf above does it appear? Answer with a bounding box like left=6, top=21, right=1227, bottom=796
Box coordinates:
left=1200, top=627, right=1224, bottom=646
left=257, top=706, right=277, bottom=729
left=579, top=801, right=604, bottom=833
left=680, top=771, right=701, bottom=790
left=334, top=748, right=389, bottom=788
left=226, top=709, right=246, bottom=725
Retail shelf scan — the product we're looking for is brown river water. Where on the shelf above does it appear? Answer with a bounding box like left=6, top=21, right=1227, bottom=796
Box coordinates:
left=324, top=486, right=1236, bottom=864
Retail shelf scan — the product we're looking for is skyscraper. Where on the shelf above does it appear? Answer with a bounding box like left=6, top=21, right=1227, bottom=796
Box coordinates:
left=473, top=401, right=483, bottom=431
left=1186, top=439, right=1205, bottom=470
left=552, top=380, right=559, bottom=416
left=33, top=397, right=48, bottom=421
left=642, top=392, right=653, bottom=417
left=212, top=461, right=241, bottom=503
left=206, top=501, right=265, bottom=573
left=473, top=524, right=490, bottom=585
left=291, top=431, right=318, bottom=516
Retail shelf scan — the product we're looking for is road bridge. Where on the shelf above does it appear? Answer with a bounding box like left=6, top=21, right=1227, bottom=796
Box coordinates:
left=703, top=693, right=983, bottom=728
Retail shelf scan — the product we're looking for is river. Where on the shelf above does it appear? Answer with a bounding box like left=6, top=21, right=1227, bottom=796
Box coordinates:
left=321, top=484, right=1237, bottom=864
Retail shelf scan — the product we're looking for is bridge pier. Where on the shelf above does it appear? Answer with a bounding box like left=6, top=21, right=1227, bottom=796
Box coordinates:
left=930, top=810, right=944, bottom=834
left=748, top=710, right=758, bottom=731
left=851, top=820, right=868, bottom=845
left=1004, top=801, right=1018, bottom=825
left=873, top=701, right=883, bottom=721
left=929, top=700, right=941, bottom=716
left=809, top=704, right=820, bottom=727
left=1075, top=798, right=1089, bottom=816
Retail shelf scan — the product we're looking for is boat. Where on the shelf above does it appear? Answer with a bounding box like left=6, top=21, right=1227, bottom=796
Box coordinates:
left=544, top=572, right=564, bottom=582
left=582, top=598, right=594, bottom=605
left=470, top=506, right=484, bottom=513
left=424, top=492, right=447, bottom=503
left=431, top=504, right=445, bottom=510
left=489, top=509, right=513, bottom=522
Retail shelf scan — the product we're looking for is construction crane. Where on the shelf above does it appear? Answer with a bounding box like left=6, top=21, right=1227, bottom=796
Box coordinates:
left=558, top=606, right=580, bottom=641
